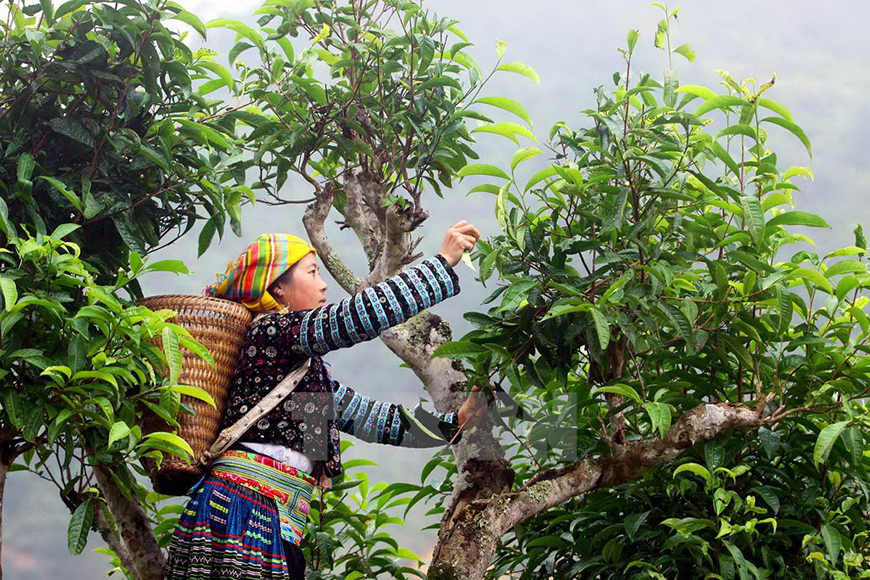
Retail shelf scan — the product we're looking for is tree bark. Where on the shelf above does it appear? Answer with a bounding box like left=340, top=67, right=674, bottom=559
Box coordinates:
left=92, top=464, right=165, bottom=580
left=0, top=428, right=25, bottom=580
left=94, top=501, right=138, bottom=579
left=0, top=448, right=8, bottom=580
left=426, top=403, right=762, bottom=580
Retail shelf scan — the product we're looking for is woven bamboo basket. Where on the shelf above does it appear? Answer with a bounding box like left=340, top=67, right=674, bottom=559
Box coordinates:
left=139, top=295, right=252, bottom=495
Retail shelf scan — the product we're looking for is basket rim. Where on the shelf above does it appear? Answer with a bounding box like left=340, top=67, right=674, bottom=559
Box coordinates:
left=139, top=293, right=245, bottom=305
left=138, top=294, right=252, bottom=312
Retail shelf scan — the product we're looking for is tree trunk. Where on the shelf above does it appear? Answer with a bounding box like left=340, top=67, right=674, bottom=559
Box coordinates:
left=92, top=463, right=165, bottom=580
left=0, top=448, right=8, bottom=580
left=0, top=428, right=24, bottom=580
left=94, top=502, right=139, bottom=579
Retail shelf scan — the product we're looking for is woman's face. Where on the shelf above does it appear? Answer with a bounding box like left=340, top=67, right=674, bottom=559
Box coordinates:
left=271, top=252, right=328, bottom=311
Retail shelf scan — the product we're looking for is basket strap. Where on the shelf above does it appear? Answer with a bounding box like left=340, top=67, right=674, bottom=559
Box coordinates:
left=200, top=358, right=311, bottom=467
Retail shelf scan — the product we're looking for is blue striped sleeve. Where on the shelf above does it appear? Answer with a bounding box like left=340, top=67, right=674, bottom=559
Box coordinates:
left=332, top=379, right=461, bottom=447
left=284, top=255, right=461, bottom=357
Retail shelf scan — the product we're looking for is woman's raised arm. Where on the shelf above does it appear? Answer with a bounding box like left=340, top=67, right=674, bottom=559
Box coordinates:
left=272, top=254, right=460, bottom=358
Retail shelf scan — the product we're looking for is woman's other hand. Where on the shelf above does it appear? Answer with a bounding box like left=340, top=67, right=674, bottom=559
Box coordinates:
left=439, top=221, right=481, bottom=267
left=458, top=385, right=489, bottom=430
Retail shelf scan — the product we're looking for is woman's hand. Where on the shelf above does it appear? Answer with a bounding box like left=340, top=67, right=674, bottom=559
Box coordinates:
left=458, top=385, right=489, bottom=430
left=439, top=221, right=481, bottom=267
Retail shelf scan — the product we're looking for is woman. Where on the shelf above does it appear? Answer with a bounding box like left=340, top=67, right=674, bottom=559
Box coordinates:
left=164, top=221, right=487, bottom=579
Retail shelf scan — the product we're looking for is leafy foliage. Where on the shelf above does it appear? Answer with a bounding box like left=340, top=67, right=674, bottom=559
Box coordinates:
left=0, top=224, right=211, bottom=560
left=0, top=0, right=248, bottom=282
left=425, top=8, right=870, bottom=579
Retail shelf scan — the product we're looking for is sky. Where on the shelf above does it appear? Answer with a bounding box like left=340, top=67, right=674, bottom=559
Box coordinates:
left=4, top=0, right=870, bottom=578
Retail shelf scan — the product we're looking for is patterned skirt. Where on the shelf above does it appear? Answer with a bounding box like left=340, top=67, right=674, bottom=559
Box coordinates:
left=164, top=450, right=315, bottom=580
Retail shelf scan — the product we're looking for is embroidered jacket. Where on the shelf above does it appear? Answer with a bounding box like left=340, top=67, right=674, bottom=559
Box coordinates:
left=223, top=255, right=461, bottom=486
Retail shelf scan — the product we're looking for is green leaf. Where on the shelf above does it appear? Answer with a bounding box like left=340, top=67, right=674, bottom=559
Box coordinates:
left=825, top=260, right=866, bottom=278
left=169, top=385, right=217, bottom=408
left=757, top=98, right=793, bottom=121
left=198, top=61, right=234, bottom=90
left=170, top=10, right=207, bottom=40
left=510, top=147, right=543, bottom=171
left=740, top=196, right=765, bottom=244
left=814, top=421, right=850, bottom=466
left=675, top=85, right=718, bottom=100
left=206, top=18, right=265, bottom=51
left=626, top=29, right=639, bottom=53
left=38, top=0, right=54, bottom=24
left=673, top=43, right=696, bottom=62
left=496, top=182, right=509, bottom=232
left=842, top=427, right=864, bottom=468
left=0, top=277, right=18, bottom=311
left=524, top=166, right=558, bottom=192
left=177, top=119, right=231, bottom=150
left=663, top=69, right=678, bottom=108
left=143, top=432, right=194, bottom=460
left=674, top=462, right=712, bottom=483
left=17, top=153, right=35, bottom=182
left=694, top=95, right=749, bottom=117
left=496, top=61, right=541, bottom=84
left=595, top=384, right=642, bottom=405
left=144, top=260, right=190, bottom=275
left=624, top=511, right=649, bottom=542
left=821, top=524, right=842, bottom=566
left=198, top=218, right=217, bottom=257
left=0, top=196, right=10, bottom=235
left=500, top=279, right=536, bottom=311
left=716, top=124, right=758, bottom=141
left=474, top=96, right=533, bottom=127
left=72, top=370, right=118, bottom=388
left=67, top=498, right=93, bottom=555
left=48, top=118, right=95, bottom=147
left=54, top=0, right=88, bottom=19
left=40, top=176, right=82, bottom=211
left=645, top=402, right=672, bottom=438
left=767, top=211, right=830, bottom=229
left=752, top=486, right=780, bottom=514
left=108, top=421, right=132, bottom=447
left=760, top=116, right=812, bottom=157
left=431, top=341, right=489, bottom=359
left=3, top=392, right=23, bottom=429
left=774, top=285, right=793, bottom=335
left=710, top=141, right=740, bottom=175
left=590, top=307, right=610, bottom=350
left=458, top=163, right=510, bottom=181
left=495, top=39, right=508, bottom=58
left=162, top=327, right=182, bottom=385
left=49, top=223, right=80, bottom=241
left=541, top=302, right=590, bottom=321
left=471, top=122, right=536, bottom=145
left=784, top=166, right=814, bottom=182
left=177, top=335, right=215, bottom=368
left=786, top=267, right=833, bottom=294
left=661, top=303, right=693, bottom=347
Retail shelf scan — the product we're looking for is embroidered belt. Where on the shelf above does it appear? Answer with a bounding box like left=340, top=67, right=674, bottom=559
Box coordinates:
left=209, top=450, right=315, bottom=546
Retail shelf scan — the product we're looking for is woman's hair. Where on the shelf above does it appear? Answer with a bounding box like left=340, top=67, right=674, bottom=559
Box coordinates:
left=267, top=261, right=300, bottom=296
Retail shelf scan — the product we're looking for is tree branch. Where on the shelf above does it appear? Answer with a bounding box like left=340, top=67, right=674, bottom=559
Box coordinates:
left=92, top=463, right=164, bottom=580
left=428, top=402, right=762, bottom=580
left=303, top=184, right=362, bottom=294
left=342, top=169, right=383, bottom=270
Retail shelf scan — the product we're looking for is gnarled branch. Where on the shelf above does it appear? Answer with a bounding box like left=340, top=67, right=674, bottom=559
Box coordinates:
left=427, top=402, right=762, bottom=580
left=303, top=184, right=362, bottom=294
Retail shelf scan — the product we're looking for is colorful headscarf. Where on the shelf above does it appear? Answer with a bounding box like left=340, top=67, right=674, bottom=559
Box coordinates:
left=203, top=233, right=316, bottom=312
